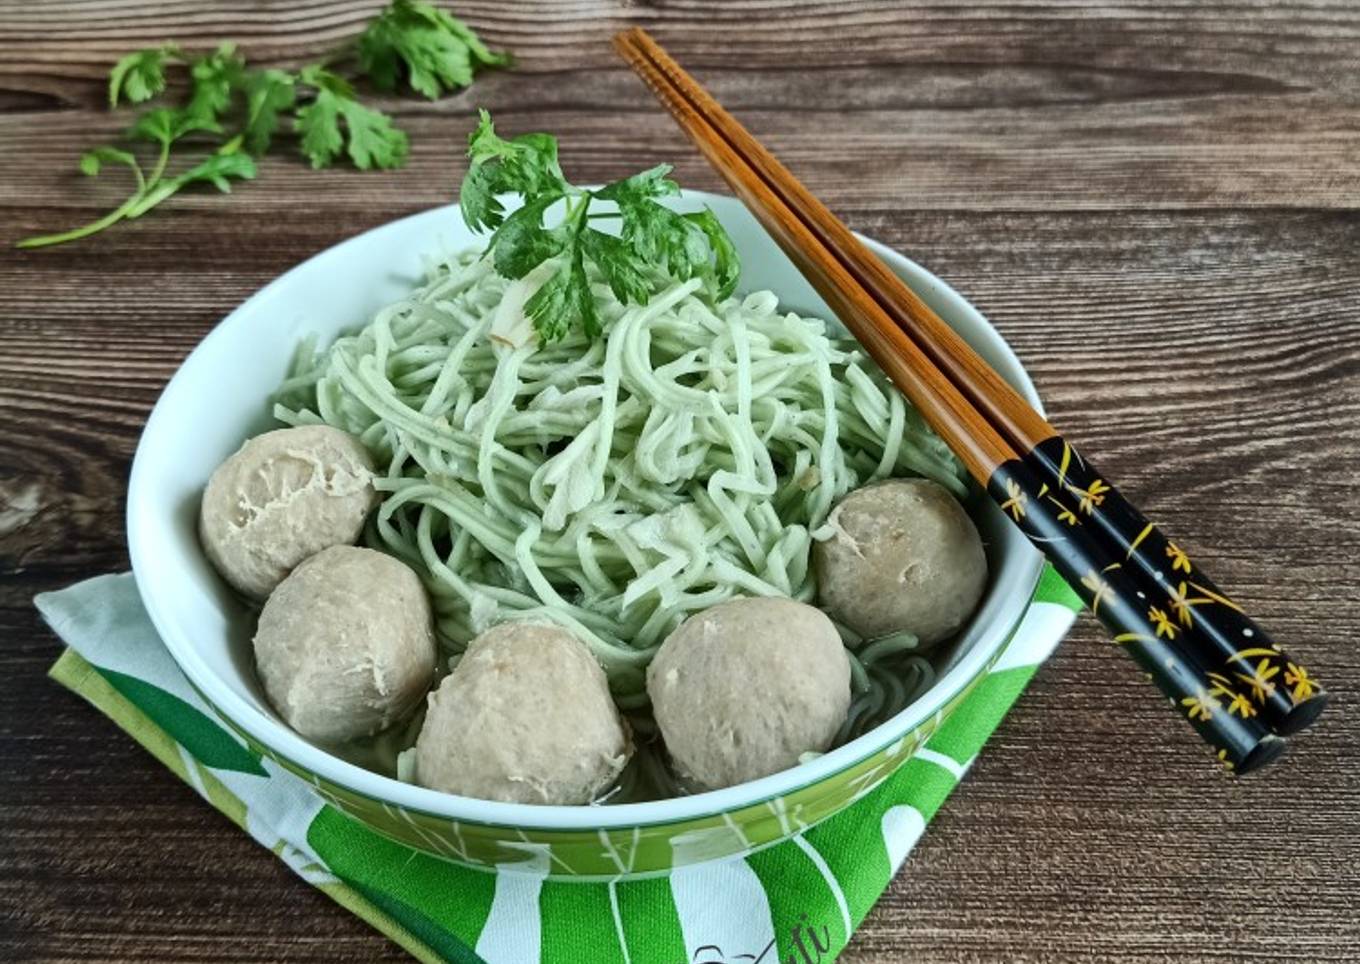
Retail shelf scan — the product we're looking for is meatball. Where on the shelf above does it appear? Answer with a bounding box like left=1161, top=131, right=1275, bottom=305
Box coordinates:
left=814, top=478, right=987, bottom=647
left=254, top=545, right=436, bottom=743
left=414, top=622, right=631, bottom=805
left=647, top=597, right=850, bottom=791
left=199, top=425, right=376, bottom=599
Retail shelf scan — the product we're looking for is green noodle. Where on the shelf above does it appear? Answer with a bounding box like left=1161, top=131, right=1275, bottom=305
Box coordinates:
left=276, top=247, right=965, bottom=800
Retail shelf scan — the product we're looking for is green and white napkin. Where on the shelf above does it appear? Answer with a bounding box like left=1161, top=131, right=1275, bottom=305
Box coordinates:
left=38, top=567, right=1080, bottom=964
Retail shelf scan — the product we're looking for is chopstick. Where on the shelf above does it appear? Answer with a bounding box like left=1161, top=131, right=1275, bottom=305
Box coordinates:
left=615, top=28, right=1326, bottom=772
left=617, top=27, right=1328, bottom=745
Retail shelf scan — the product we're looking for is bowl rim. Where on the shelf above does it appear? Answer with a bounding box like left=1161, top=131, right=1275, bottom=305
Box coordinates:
left=127, top=191, right=1045, bottom=832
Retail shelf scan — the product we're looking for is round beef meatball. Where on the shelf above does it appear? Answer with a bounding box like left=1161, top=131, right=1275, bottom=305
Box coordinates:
left=199, top=425, right=376, bottom=599
left=647, top=597, right=850, bottom=791
left=814, top=478, right=987, bottom=647
left=254, top=545, right=436, bottom=743
left=414, top=622, right=631, bottom=805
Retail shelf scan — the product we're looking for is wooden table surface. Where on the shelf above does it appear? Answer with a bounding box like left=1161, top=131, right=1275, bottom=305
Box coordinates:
left=3, top=1, right=1358, bottom=960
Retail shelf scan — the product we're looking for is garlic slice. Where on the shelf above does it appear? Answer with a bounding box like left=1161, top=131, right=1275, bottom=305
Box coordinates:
left=489, top=260, right=558, bottom=349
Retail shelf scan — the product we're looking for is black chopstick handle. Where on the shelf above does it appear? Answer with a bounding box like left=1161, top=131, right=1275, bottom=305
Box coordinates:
left=987, top=459, right=1285, bottom=774
left=1019, top=437, right=1327, bottom=736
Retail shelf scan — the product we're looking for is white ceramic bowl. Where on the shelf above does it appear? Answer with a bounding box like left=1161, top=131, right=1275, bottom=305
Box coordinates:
left=127, top=191, right=1043, bottom=878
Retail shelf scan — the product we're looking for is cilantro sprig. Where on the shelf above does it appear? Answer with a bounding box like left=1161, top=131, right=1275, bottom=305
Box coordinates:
left=17, top=109, right=256, bottom=250
left=359, top=0, right=510, bottom=99
left=295, top=66, right=410, bottom=170
left=19, top=1, right=503, bottom=249
left=460, top=111, right=740, bottom=343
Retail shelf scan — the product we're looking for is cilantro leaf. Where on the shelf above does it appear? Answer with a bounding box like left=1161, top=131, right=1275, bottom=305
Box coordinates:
left=185, top=43, right=245, bottom=124
left=25, top=6, right=506, bottom=250
left=358, top=0, right=507, bottom=99
left=434, top=9, right=510, bottom=71
left=684, top=208, right=741, bottom=300
left=170, top=151, right=258, bottom=193
left=129, top=106, right=222, bottom=148
left=525, top=247, right=599, bottom=342
left=460, top=109, right=566, bottom=231
left=79, top=146, right=141, bottom=181
left=295, top=96, right=343, bottom=168
left=109, top=45, right=179, bottom=107
left=458, top=113, right=742, bottom=344
left=241, top=68, right=297, bottom=155
left=490, top=196, right=566, bottom=279
left=459, top=162, right=507, bottom=234
left=579, top=229, right=651, bottom=306
left=522, top=261, right=575, bottom=343
left=596, top=166, right=740, bottom=296
left=126, top=151, right=257, bottom=219
left=295, top=66, right=408, bottom=170
left=595, top=163, right=679, bottom=204
left=571, top=248, right=603, bottom=339
left=617, top=196, right=710, bottom=282
left=339, top=97, right=409, bottom=170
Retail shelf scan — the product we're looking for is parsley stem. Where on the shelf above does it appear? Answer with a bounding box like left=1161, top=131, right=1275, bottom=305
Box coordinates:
left=147, top=138, right=172, bottom=190
left=566, top=191, right=593, bottom=232
left=16, top=194, right=142, bottom=249
left=126, top=183, right=176, bottom=219
left=560, top=193, right=585, bottom=224
left=121, top=138, right=177, bottom=221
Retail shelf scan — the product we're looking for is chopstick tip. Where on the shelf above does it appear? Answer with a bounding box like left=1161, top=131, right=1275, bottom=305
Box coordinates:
left=612, top=26, right=646, bottom=49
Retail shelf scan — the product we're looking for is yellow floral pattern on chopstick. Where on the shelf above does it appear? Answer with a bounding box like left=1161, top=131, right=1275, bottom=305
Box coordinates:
left=990, top=440, right=1323, bottom=773
left=1167, top=581, right=1197, bottom=627
left=999, top=479, right=1027, bottom=521
left=1125, top=522, right=1155, bottom=560
left=1234, top=657, right=1281, bottom=705
left=1148, top=606, right=1178, bottom=639
left=1079, top=570, right=1114, bottom=615
left=1207, top=672, right=1256, bottom=718
left=1049, top=494, right=1079, bottom=526
left=1284, top=663, right=1317, bottom=702
left=1181, top=687, right=1220, bottom=722
left=1037, top=438, right=1320, bottom=717
left=1072, top=477, right=1110, bottom=515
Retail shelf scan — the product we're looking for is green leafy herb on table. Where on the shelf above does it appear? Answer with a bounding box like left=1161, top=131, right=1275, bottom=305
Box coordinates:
left=359, top=0, right=509, bottom=99
left=240, top=69, right=298, bottom=156
left=294, top=66, right=410, bottom=170
left=18, top=1, right=504, bottom=250
left=459, top=111, right=741, bottom=343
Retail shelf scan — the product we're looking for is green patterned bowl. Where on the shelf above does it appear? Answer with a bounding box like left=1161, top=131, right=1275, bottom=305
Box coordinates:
left=127, top=192, right=1044, bottom=879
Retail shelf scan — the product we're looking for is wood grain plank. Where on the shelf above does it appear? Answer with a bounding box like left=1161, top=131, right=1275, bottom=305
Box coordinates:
left=2, top=2, right=1358, bottom=962
left=3, top=1, right=1360, bottom=215
left=5, top=72, right=1360, bottom=213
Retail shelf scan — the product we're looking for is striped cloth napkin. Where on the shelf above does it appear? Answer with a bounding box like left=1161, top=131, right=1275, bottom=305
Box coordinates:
left=38, top=567, right=1080, bottom=964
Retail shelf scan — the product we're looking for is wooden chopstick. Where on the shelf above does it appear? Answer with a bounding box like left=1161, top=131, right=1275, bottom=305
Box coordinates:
left=620, top=29, right=1327, bottom=739
left=623, top=49, right=1328, bottom=741
left=615, top=28, right=1304, bottom=773
left=616, top=27, right=1326, bottom=741
left=614, top=35, right=1015, bottom=483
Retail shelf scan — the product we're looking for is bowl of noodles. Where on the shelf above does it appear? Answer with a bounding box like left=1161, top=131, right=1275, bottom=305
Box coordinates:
left=127, top=190, right=1044, bottom=878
